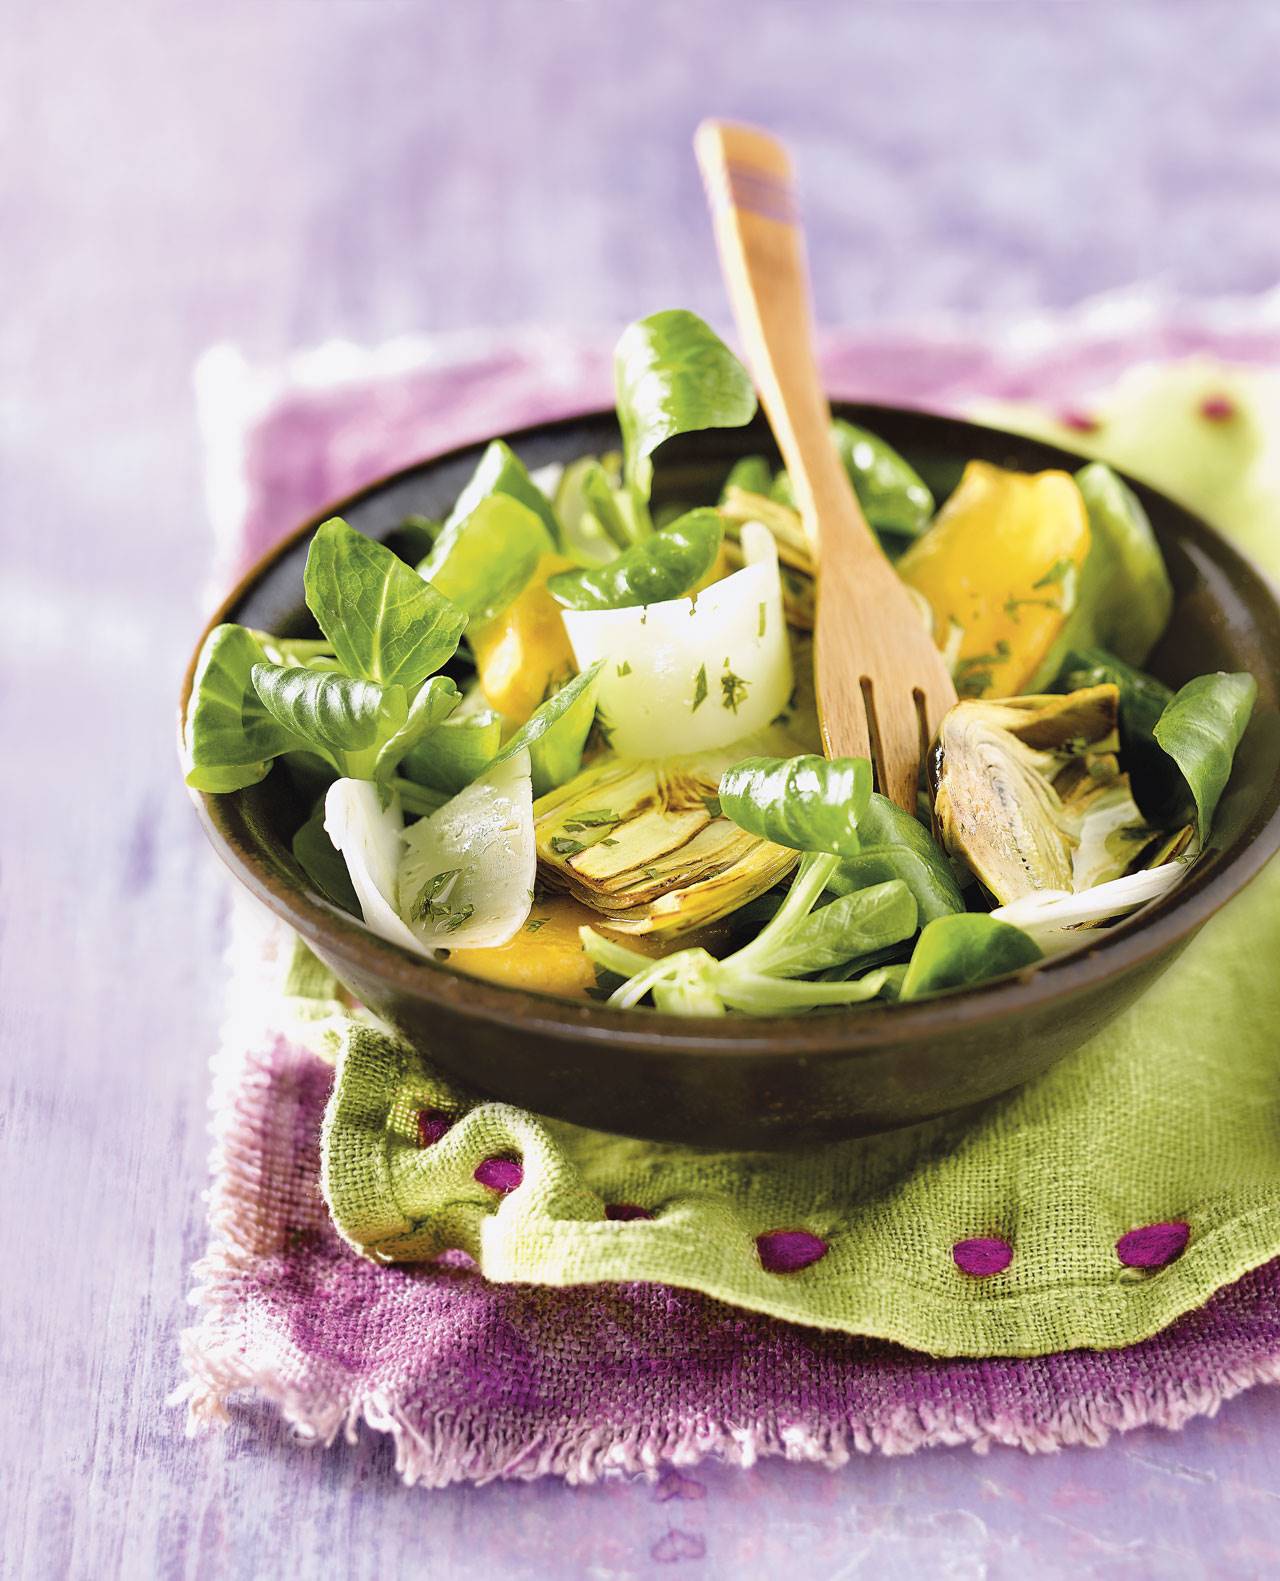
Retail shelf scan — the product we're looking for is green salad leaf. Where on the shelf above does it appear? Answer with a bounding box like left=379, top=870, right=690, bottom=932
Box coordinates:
left=720, top=454, right=774, bottom=500
left=547, top=508, right=723, bottom=610
left=371, top=675, right=462, bottom=783
left=401, top=709, right=504, bottom=795
left=1154, top=671, right=1257, bottom=844
left=420, top=494, right=554, bottom=625
left=494, top=661, right=603, bottom=796
left=899, top=914, right=1042, bottom=1000
left=443, top=438, right=561, bottom=542
left=251, top=664, right=398, bottom=778
left=303, top=517, right=466, bottom=690
left=291, top=807, right=360, bottom=914
left=771, top=420, right=934, bottom=539
left=553, top=458, right=633, bottom=564
left=1029, top=463, right=1173, bottom=688
left=736, top=878, right=917, bottom=978
left=614, top=310, right=757, bottom=507
left=580, top=852, right=912, bottom=1016
left=719, top=754, right=873, bottom=858
left=826, top=793, right=964, bottom=924
left=184, top=624, right=307, bottom=792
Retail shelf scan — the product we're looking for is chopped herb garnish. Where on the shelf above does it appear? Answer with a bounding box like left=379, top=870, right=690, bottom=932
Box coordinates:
left=411, top=868, right=473, bottom=930
left=701, top=794, right=722, bottom=819
left=691, top=663, right=708, bottom=712
left=720, top=668, right=750, bottom=713
left=615, top=659, right=632, bottom=677
left=563, top=809, right=619, bottom=829
left=593, top=709, right=615, bottom=750
left=757, top=601, right=767, bottom=637
left=524, top=917, right=549, bottom=933
left=1002, top=593, right=1061, bottom=623
left=1033, top=558, right=1073, bottom=588
left=953, top=643, right=1012, bottom=698
left=550, top=836, right=587, bottom=856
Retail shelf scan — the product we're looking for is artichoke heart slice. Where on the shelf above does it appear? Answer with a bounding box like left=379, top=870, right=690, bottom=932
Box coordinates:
left=534, top=752, right=799, bottom=936
left=930, top=683, right=1177, bottom=904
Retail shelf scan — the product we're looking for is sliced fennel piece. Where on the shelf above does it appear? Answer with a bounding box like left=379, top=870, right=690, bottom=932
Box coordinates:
left=323, top=753, right=536, bottom=956
left=324, top=779, right=425, bottom=955
left=397, top=748, right=536, bottom=948
left=990, top=861, right=1186, bottom=950
left=559, top=520, right=791, bottom=758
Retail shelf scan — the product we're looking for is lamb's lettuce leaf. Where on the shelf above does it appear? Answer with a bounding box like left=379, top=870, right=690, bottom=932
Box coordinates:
left=494, top=661, right=602, bottom=796
left=184, top=624, right=307, bottom=792
left=553, top=458, right=633, bottom=564
left=443, top=438, right=561, bottom=542
left=826, top=793, right=964, bottom=923
left=720, top=454, right=774, bottom=501
left=1029, top=463, right=1173, bottom=688
left=736, top=878, right=917, bottom=978
left=420, top=494, right=553, bottom=625
left=1154, top=671, right=1257, bottom=844
left=579, top=852, right=912, bottom=1017
left=614, top=310, right=757, bottom=507
left=291, top=807, right=360, bottom=914
left=547, top=508, right=723, bottom=610
left=303, top=517, right=466, bottom=689
left=371, top=675, right=462, bottom=783
left=899, top=914, right=1041, bottom=1000
left=712, top=966, right=900, bottom=1016
left=401, top=709, right=503, bottom=795
left=773, top=419, right=934, bottom=539
left=719, top=754, right=873, bottom=858
left=251, top=664, right=399, bottom=779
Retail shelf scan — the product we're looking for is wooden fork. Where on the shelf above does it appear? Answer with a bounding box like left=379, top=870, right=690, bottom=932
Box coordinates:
left=695, top=120, right=956, bottom=811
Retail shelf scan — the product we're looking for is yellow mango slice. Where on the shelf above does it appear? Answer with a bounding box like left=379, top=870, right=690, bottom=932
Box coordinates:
left=469, top=552, right=578, bottom=719
left=897, top=462, right=1090, bottom=698
left=446, top=895, right=732, bottom=999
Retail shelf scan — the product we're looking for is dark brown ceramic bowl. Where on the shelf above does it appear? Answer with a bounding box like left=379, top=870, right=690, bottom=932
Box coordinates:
left=181, top=405, right=1280, bottom=1147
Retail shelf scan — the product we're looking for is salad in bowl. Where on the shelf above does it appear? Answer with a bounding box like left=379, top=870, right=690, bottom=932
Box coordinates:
left=183, top=311, right=1257, bottom=1018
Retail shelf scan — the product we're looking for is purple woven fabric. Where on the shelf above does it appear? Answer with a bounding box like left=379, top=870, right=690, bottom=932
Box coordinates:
left=181, top=303, right=1280, bottom=1482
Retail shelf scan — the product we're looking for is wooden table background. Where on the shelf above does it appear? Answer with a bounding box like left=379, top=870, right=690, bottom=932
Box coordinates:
left=5, top=2, right=1280, bottom=1575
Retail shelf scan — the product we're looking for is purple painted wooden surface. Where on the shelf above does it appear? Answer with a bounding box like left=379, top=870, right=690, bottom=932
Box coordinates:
left=4, top=1, right=1280, bottom=1575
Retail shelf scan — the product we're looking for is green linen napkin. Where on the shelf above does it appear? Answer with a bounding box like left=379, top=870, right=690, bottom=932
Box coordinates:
left=320, top=362, right=1280, bottom=1358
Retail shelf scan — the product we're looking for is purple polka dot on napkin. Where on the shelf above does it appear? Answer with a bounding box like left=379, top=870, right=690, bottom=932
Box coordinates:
left=953, top=1237, right=1014, bottom=1277
left=416, top=1109, right=453, bottom=1147
left=474, top=1157, right=523, bottom=1193
left=1117, top=1221, right=1190, bottom=1269
left=756, top=1230, right=828, bottom=1273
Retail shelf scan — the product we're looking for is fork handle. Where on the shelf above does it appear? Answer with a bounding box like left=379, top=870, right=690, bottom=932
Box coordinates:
left=694, top=120, right=885, bottom=575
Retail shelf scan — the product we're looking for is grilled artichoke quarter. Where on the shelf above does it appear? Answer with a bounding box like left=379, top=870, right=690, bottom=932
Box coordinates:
left=929, top=684, right=1191, bottom=905
left=534, top=754, right=799, bottom=936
